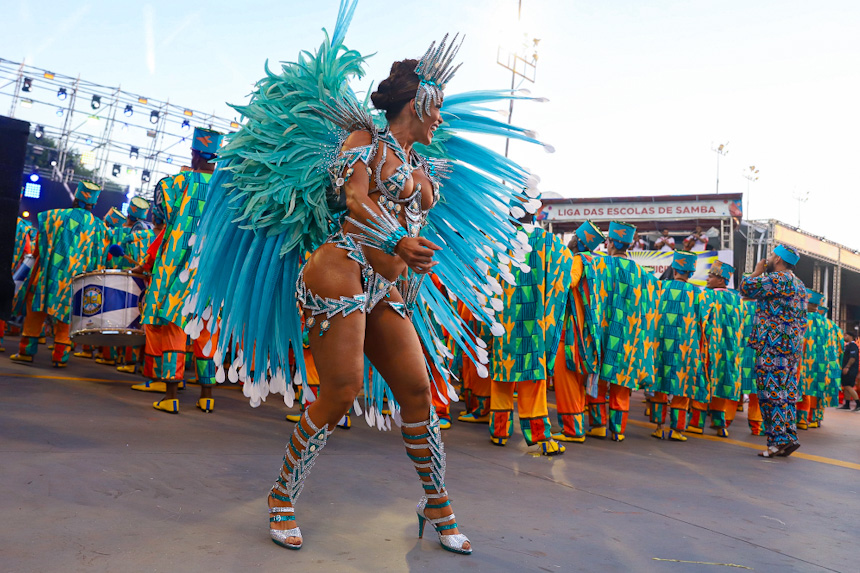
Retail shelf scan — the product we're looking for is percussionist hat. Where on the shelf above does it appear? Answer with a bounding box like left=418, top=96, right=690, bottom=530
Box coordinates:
left=608, top=221, right=636, bottom=246
left=671, top=250, right=697, bottom=274
left=806, top=289, right=824, bottom=306
left=103, top=207, right=126, bottom=228
left=774, top=244, right=800, bottom=265
left=128, top=196, right=150, bottom=220
left=75, top=180, right=102, bottom=205
left=191, top=127, right=223, bottom=159
left=710, top=260, right=734, bottom=281
left=574, top=221, right=605, bottom=252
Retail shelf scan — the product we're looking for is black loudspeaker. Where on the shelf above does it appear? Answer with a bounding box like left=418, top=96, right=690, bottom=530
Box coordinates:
left=0, top=115, right=29, bottom=320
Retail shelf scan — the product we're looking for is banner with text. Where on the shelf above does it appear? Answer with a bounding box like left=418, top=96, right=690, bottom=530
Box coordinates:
left=540, top=198, right=743, bottom=222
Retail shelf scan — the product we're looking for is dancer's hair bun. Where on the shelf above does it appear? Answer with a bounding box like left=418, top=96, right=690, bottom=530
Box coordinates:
left=370, top=59, right=420, bottom=120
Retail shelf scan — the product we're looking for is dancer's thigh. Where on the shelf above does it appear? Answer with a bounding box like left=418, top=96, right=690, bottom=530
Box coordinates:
left=363, top=293, right=431, bottom=423
left=303, top=246, right=366, bottom=402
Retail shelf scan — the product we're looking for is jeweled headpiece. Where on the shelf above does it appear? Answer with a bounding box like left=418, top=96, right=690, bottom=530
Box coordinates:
left=414, top=34, right=463, bottom=121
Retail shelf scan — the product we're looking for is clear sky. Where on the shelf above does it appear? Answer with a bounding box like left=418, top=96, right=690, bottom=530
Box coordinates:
left=4, top=0, right=859, bottom=248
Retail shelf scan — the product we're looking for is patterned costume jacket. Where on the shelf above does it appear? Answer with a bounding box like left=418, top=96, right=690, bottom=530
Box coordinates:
left=28, top=208, right=106, bottom=323
left=652, top=280, right=709, bottom=401
left=491, top=225, right=572, bottom=382
left=141, top=171, right=211, bottom=327
left=739, top=271, right=807, bottom=357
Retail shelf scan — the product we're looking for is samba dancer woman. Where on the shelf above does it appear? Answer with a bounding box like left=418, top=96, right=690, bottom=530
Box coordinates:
left=188, top=0, right=551, bottom=555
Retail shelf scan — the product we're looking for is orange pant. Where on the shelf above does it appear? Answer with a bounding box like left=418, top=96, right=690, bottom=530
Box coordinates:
left=490, top=379, right=552, bottom=445
left=586, top=380, right=631, bottom=437
left=462, top=354, right=491, bottom=416
left=747, top=394, right=763, bottom=435
left=553, top=341, right=587, bottom=438
left=649, top=393, right=691, bottom=431
left=708, top=397, right=738, bottom=429
left=144, top=321, right=217, bottom=383
left=20, top=306, right=71, bottom=363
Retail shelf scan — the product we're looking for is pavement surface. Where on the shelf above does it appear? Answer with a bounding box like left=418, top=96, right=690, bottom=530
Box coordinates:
left=1, top=337, right=859, bottom=573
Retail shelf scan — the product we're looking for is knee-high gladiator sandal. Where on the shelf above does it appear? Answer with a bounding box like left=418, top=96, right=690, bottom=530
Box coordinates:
left=269, top=409, right=331, bottom=550
left=402, top=410, right=472, bottom=555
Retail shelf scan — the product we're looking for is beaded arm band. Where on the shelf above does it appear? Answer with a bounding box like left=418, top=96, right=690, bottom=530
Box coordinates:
left=346, top=203, right=409, bottom=256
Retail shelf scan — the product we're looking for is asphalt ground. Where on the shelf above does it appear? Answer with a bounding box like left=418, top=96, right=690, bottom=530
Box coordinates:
left=1, top=335, right=858, bottom=573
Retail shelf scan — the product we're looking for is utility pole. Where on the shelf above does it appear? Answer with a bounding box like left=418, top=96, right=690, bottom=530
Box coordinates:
left=742, top=165, right=759, bottom=219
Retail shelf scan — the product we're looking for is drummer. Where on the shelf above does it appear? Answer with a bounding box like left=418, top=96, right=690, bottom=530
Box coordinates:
left=134, top=128, right=222, bottom=414
left=126, top=197, right=153, bottom=233
left=10, top=181, right=107, bottom=368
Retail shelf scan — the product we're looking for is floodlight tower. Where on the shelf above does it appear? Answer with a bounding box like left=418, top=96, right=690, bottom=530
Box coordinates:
left=712, top=141, right=729, bottom=194
left=497, top=0, right=539, bottom=159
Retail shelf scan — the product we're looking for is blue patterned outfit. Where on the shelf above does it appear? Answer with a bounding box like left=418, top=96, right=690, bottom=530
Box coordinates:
left=739, top=271, right=808, bottom=447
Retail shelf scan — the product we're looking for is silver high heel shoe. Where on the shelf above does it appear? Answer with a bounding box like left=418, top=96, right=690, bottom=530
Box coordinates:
left=416, top=496, right=472, bottom=555
left=269, top=409, right=331, bottom=550
left=403, top=410, right=472, bottom=555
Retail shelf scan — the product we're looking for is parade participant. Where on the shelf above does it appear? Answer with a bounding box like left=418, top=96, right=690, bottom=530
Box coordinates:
left=654, top=228, right=675, bottom=252
left=816, top=311, right=843, bottom=420
left=797, top=290, right=827, bottom=427
left=696, top=261, right=743, bottom=438
left=456, top=302, right=492, bottom=424
left=120, top=186, right=165, bottom=375
left=136, top=129, right=221, bottom=413
left=186, top=1, right=550, bottom=552
left=1, top=217, right=37, bottom=352
left=487, top=209, right=572, bottom=455
left=740, top=245, right=807, bottom=458
left=739, top=296, right=763, bottom=435
left=126, top=197, right=153, bottom=233
left=10, top=181, right=106, bottom=367
left=553, top=221, right=605, bottom=443
left=649, top=250, right=708, bottom=441
left=683, top=225, right=709, bottom=251
left=586, top=221, right=650, bottom=442
left=839, top=331, right=859, bottom=410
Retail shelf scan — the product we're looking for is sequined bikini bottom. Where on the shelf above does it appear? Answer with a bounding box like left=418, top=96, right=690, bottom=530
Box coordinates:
left=296, top=231, right=409, bottom=335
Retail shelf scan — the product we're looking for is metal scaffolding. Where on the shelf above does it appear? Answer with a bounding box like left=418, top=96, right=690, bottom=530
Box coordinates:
left=0, top=58, right=239, bottom=200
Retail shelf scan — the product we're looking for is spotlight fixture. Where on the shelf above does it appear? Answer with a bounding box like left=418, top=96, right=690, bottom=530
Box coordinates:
left=29, top=172, right=40, bottom=183
left=22, top=210, right=31, bottom=218
left=22, top=77, right=33, bottom=92
left=138, top=97, right=148, bottom=104
left=91, top=95, right=101, bottom=110
left=34, top=125, right=44, bottom=139
left=57, top=87, right=67, bottom=100
left=56, top=107, right=64, bottom=117
left=85, top=137, right=93, bottom=145
left=181, top=119, right=190, bottom=130
left=43, top=72, right=55, bottom=80
left=124, top=104, right=133, bottom=117
left=129, top=146, right=139, bottom=160
left=166, top=156, right=173, bottom=164
left=112, top=164, right=122, bottom=177
left=149, top=110, right=159, bottom=124
left=21, top=99, right=33, bottom=108
left=141, top=170, right=151, bottom=183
